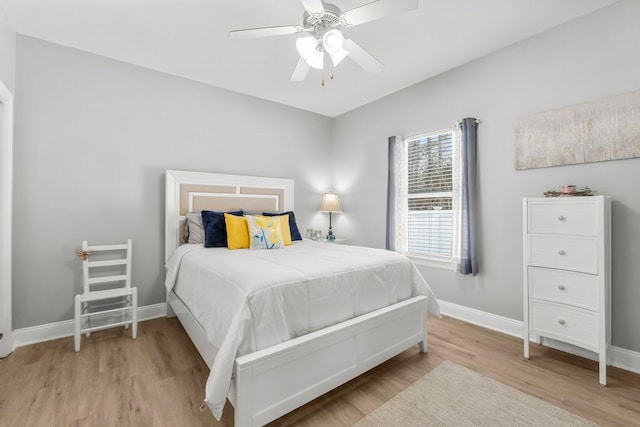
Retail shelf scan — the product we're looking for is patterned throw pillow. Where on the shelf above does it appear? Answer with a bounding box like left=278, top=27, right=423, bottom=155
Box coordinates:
left=246, top=215, right=284, bottom=250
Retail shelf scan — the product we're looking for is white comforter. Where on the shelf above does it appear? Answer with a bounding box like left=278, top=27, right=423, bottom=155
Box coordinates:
left=165, top=240, right=439, bottom=420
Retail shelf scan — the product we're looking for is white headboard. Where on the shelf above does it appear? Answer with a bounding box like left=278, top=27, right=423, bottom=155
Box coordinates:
left=164, top=170, right=295, bottom=262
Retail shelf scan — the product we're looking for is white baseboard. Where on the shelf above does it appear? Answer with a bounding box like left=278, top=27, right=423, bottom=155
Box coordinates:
left=608, top=345, right=640, bottom=375
left=436, top=300, right=524, bottom=338
left=437, top=299, right=640, bottom=376
left=12, top=302, right=167, bottom=350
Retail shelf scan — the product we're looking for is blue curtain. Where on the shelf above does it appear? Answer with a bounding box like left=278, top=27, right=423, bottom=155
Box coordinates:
left=458, top=118, right=479, bottom=275
left=385, top=136, right=397, bottom=251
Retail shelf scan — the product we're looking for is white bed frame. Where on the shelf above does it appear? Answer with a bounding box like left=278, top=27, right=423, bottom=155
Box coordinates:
left=165, top=170, right=428, bottom=427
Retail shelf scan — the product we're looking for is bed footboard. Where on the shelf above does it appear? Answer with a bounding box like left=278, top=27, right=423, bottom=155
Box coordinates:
left=231, top=295, right=428, bottom=427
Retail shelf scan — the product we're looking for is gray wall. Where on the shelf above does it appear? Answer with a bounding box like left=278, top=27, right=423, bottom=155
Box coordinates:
left=13, top=35, right=332, bottom=329
left=0, top=4, right=15, bottom=91
left=331, top=0, right=640, bottom=352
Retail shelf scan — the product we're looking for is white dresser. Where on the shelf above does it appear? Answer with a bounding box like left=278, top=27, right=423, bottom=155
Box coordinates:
left=522, top=195, right=611, bottom=385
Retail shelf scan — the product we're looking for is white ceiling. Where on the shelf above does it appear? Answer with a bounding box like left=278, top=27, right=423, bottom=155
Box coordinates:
left=1, top=0, right=618, bottom=117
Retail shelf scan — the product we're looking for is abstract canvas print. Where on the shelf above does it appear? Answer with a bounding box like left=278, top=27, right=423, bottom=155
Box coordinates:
left=515, top=90, right=640, bottom=170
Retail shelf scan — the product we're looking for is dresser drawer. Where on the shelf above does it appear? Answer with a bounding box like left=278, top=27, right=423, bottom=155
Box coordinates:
left=527, top=235, right=598, bottom=274
left=530, top=300, right=597, bottom=350
left=528, top=267, right=598, bottom=310
left=528, top=199, right=598, bottom=236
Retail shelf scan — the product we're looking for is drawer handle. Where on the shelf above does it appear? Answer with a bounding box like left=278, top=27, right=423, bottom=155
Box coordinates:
left=558, top=249, right=566, bottom=255
left=558, top=319, right=566, bottom=325
left=557, top=215, right=565, bottom=221
left=557, top=285, right=566, bottom=291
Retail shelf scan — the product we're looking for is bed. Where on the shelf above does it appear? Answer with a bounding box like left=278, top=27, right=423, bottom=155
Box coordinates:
left=164, top=170, right=440, bottom=427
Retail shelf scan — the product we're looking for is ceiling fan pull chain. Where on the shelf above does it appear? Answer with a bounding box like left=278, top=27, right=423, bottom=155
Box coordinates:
left=321, top=48, right=325, bottom=86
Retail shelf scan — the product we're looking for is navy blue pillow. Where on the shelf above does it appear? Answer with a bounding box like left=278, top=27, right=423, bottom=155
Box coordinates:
left=262, top=211, right=302, bottom=241
left=201, top=210, right=243, bottom=248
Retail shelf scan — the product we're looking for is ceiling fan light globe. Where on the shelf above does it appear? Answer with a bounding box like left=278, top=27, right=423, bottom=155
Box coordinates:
left=296, top=36, right=317, bottom=59
left=330, top=48, right=349, bottom=66
left=306, top=49, right=324, bottom=70
left=322, top=29, right=344, bottom=54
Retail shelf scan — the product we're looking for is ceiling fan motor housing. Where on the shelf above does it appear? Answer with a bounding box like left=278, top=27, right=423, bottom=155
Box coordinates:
left=302, top=3, right=344, bottom=36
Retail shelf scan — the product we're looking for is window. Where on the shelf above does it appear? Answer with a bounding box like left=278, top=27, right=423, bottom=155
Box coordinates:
left=406, top=130, right=454, bottom=259
left=388, top=128, right=456, bottom=266
left=388, top=118, right=478, bottom=274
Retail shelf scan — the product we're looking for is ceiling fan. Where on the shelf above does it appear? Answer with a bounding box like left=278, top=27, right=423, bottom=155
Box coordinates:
left=229, top=0, right=419, bottom=83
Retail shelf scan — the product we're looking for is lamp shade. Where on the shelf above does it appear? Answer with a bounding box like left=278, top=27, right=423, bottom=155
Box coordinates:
left=330, top=48, right=349, bottom=66
left=319, top=193, right=342, bottom=212
left=296, top=36, right=317, bottom=59
left=306, top=49, right=324, bottom=70
left=322, top=29, right=344, bottom=54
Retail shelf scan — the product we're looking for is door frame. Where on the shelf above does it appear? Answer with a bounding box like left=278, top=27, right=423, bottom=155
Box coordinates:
left=0, top=79, right=14, bottom=357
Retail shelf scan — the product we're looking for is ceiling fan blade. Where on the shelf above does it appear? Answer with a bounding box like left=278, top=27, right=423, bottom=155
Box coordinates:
left=229, top=25, right=303, bottom=39
left=342, top=0, right=418, bottom=27
left=291, top=58, right=311, bottom=82
left=300, top=0, right=325, bottom=14
left=343, top=38, right=383, bottom=74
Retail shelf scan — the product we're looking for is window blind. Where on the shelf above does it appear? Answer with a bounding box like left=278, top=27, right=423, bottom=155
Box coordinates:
left=406, top=132, right=453, bottom=258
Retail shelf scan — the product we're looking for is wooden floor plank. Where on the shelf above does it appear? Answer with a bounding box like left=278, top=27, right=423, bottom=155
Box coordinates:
left=1, top=315, right=638, bottom=426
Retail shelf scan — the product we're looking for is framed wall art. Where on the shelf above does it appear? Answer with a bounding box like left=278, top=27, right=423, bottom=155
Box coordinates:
left=515, top=89, right=640, bottom=170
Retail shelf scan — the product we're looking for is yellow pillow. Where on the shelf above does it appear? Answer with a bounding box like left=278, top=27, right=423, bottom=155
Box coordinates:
left=276, top=214, right=292, bottom=246
left=224, top=213, right=249, bottom=249
left=246, top=215, right=284, bottom=250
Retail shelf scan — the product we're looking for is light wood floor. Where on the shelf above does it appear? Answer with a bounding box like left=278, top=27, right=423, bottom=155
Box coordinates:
left=1, top=315, right=639, bottom=427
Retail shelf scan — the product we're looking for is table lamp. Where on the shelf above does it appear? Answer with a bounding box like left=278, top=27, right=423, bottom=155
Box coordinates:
left=319, top=193, right=342, bottom=241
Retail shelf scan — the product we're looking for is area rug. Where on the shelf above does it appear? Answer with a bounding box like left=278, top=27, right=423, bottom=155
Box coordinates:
left=354, top=360, right=599, bottom=427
